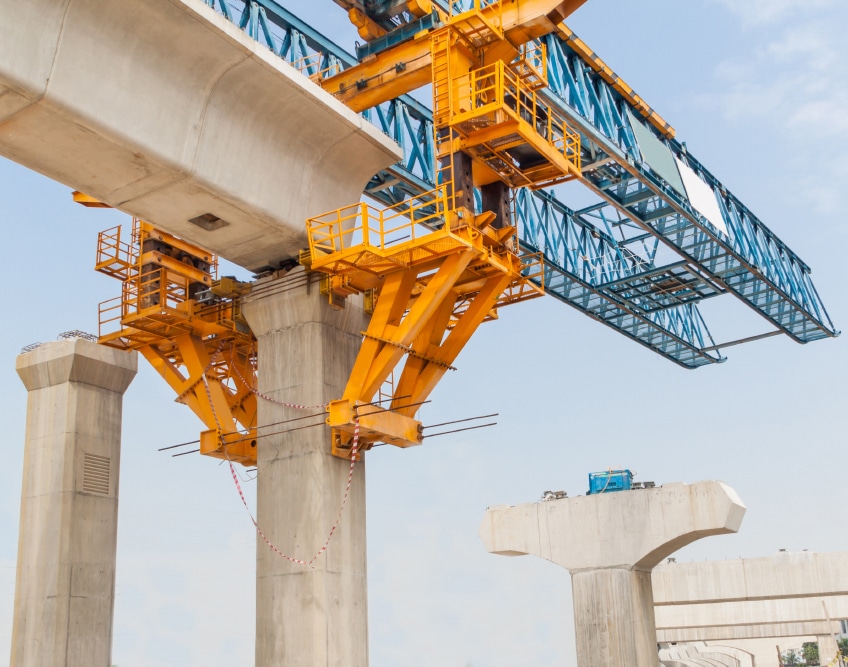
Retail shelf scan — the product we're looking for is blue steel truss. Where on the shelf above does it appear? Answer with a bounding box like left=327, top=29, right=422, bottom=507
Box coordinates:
left=202, top=0, right=837, bottom=366
left=542, top=32, right=838, bottom=343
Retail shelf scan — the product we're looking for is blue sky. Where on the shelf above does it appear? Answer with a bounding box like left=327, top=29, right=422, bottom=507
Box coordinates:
left=1, top=1, right=846, bottom=665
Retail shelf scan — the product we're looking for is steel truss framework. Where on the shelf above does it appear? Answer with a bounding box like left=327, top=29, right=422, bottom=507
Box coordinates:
left=202, top=0, right=838, bottom=367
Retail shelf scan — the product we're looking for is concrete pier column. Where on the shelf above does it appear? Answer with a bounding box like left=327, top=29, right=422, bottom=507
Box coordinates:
left=11, top=338, right=137, bottom=667
left=243, top=268, right=370, bottom=667
left=817, top=634, right=839, bottom=665
left=479, top=481, right=746, bottom=667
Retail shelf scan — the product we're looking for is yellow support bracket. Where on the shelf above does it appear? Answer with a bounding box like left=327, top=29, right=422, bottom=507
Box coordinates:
left=324, top=0, right=588, bottom=112
left=306, top=187, right=545, bottom=458
left=94, top=219, right=259, bottom=466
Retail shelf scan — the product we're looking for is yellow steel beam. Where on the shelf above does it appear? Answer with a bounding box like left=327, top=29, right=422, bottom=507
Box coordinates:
left=397, top=272, right=513, bottom=416
left=391, top=292, right=457, bottom=410
left=322, top=38, right=433, bottom=112
left=323, top=0, right=587, bottom=111
left=72, top=191, right=111, bottom=208
left=345, top=248, right=476, bottom=403
left=343, top=269, right=418, bottom=402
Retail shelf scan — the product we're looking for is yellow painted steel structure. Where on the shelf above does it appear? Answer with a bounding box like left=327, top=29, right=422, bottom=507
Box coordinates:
left=94, top=219, right=259, bottom=466
left=321, top=0, right=588, bottom=112
left=306, top=187, right=544, bottom=456
left=84, top=0, right=595, bottom=462
left=555, top=25, right=675, bottom=139
left=304, top=0, right=588, bottom=456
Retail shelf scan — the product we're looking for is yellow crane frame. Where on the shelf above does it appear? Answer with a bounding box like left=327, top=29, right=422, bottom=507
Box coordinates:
left=95, top=219, right=259, bottom=466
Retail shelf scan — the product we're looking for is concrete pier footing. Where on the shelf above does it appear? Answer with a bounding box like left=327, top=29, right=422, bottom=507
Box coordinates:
left=10, top=338, right=137, bottom=667
left=243, top=268, right=370, bottom=667
left=479, top=481, right=746, bottom=667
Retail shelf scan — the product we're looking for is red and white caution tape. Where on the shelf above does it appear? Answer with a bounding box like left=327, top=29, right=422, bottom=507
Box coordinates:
left=203, top=349, right=359, bottom=568
left=230, top=346, right=328, bottom=411
left=226, top=420, right=361, bottom=568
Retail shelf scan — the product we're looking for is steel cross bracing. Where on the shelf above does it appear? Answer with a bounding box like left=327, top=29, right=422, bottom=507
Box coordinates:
left=202, top=0, right=837, bottom=366
left=203, top=0, right=722, bottom=367
left=542, top=30, right=837, bottom=344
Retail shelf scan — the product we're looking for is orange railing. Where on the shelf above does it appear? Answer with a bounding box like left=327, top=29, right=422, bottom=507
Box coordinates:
left=452, top=60, right=581, bottom=171
left=307, top=187, right=451, bottom=259
left=95, top=225, right=135, bottom=280
left=291, top=53, right=343, bottom=81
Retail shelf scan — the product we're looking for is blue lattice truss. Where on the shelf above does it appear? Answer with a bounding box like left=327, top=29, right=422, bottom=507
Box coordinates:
left=203, top=0, right=838, bottom=368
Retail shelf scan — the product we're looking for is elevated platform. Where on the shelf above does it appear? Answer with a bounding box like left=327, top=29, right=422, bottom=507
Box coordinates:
left=0, top=0, right=401, bottom=272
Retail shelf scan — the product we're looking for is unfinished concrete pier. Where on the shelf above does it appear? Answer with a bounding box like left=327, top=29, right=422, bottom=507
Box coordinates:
left=10, top=338, right=137, bottom=667
left=243, top=268, right=370, bottom=667
left=479, top=481, right=746, bottom=667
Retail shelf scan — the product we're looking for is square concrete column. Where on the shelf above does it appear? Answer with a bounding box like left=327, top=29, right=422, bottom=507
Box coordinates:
left=11, top=338, right=137, bottom=667
left=243, top=268, right=370, bottom=667
left=480, top=481, right=746, bottom=667
left=818, top=634, right=839, bottom=665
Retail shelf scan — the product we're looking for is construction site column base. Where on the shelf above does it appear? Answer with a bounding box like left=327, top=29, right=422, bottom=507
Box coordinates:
left=243, top=267, right=370, bottom=667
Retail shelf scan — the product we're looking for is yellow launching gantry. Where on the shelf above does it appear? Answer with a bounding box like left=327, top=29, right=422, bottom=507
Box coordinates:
left=86, top=203, right=259, bottom=466
left=81, top=1, right=590, bottom=464
left=303, top=0, right=585, bottom=457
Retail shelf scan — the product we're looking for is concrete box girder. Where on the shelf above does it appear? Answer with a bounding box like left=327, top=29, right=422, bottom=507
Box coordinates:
left=653, top=551, right=848, bottom=604
left=0, top=0, right=402, bottom=272
left=655, top=595, right=848, bottom=629
left=653, top=551, right=848, bottom=656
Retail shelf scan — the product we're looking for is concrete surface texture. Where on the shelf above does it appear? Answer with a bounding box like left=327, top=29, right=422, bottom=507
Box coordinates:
left=656, top=596, right=848, bottom=635
left=707, top=638, right=833, bottom=667
left=11, top=338, right=137, bottom=667
left=0, top=0, right=402, bottom=272
left=653, top=551, right=848, bottom=603
left=243, top=267, right=371, bottom=667
left=479, top=481, right=746, bottom=667
left=654, top=551, right=847, bottom=659
left=659, top=641, right=754, bottom=667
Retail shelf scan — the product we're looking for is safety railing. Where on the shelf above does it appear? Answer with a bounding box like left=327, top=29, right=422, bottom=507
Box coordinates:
left=98, top=296, right=125, bottom=340
left=512, top=41, right=547, bottom=91
left=124, top=267, right=190, bottom=317
left=307, top=186, right=451, bottom=259
left=449, top=0, right=503, bottom=48
left=291, top=53, right=343, bottom=81
left=452, top=60, right=581, bottom=175
left=95, top=225, right=135, bottom=280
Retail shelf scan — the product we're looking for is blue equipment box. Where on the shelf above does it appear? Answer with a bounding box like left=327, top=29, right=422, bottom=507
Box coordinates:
left=587, top=470, right=633, bottom=495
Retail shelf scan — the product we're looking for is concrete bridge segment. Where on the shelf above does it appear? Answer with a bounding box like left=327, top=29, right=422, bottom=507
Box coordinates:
left=0, top=0, right=402, bottom=272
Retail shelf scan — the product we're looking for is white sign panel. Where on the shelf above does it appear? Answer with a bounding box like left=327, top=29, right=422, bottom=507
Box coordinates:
left=674, top=157, right=728, bottom=236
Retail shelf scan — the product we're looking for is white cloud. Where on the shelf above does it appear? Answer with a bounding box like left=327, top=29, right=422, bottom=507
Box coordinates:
left=699, top=14, right=848, bottom=214
left=711, top=0, right=835, bottom=25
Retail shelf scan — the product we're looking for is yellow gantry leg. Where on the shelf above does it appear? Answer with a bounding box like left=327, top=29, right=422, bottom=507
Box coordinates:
left=393, top=271, right=513, bottom=418
left=307, top=191, right=545, bottom=458
left=345, top=250, right=476, bottom=403
left=140, top=335, right=258, bottom=465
